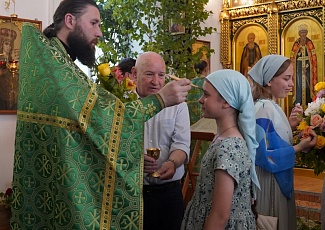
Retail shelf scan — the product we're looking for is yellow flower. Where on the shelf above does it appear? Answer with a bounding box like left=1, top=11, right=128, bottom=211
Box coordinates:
left=98, top=63, right=111, bottom=78
left=315, top=135, right=325, bottom=149
left=125, top=77, right=136, bottom=91
left=314, top=82, right=325, bottom=92
left=296, top=120, right=308, bottom=131
left=321, top=104, right=325, bottom=113
left=293, top=135, right=300, bottom=145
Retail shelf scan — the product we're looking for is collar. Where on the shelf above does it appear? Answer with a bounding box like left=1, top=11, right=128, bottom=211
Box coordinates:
left=58, top=39, right=76, bottom=61
left=136, top=90, right=141, bottom=99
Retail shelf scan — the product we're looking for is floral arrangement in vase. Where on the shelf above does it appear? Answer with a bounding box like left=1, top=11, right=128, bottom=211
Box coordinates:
left=96, top=62, right=137, bottom=103
left=294, top=82, right=325, bottom=175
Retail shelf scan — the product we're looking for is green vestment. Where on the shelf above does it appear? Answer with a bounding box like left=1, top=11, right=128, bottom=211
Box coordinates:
left=186, top=77, right=204, bottom=125
left=11, top=23, right=164, bottom=230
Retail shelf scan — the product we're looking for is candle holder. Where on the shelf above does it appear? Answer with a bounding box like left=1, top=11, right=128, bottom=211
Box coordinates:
left=7, top=60, right=19, bottom=75
left=5, top=60, right=19, bottom=109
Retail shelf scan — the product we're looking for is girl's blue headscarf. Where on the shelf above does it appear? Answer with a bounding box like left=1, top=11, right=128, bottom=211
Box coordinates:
left=206, top=69, right=260, bottom=190
left=248, top=54, right=289, bottom=86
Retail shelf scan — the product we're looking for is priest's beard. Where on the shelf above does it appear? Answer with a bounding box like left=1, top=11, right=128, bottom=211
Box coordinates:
left=67, top=23, right=96, bottom=68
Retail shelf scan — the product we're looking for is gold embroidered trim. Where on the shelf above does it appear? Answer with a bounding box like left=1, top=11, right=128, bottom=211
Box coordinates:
left=156, top=93, right=165, bottom=109
left=139, top=143, right=144, bottom=230
left=17, top=110, right=82, bottom=133
left=52, top=37, right=93, bottom=84
left=79, top=82, right=98, bottom=133
left=138, top=100, right=145, bottom=230
left=100, top=99, right=124, bottom=230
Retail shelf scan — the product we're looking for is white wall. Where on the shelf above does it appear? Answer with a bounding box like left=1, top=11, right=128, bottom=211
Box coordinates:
left=203, top=0, right=223, bottom=73
left=0, top=0, right=62, bottom=192
left=0, top=0, right=223, bottom=191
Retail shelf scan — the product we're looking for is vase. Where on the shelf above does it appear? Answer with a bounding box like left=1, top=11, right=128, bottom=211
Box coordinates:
left=0, top=204, right=10, bottom=230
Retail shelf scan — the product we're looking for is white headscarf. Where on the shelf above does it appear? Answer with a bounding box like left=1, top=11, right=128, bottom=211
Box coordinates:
left=206, top=69, right=260, bottom=189
left=248, top=54, right=289, bottom=86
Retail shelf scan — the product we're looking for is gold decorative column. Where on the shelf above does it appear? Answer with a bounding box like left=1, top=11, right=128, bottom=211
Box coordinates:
left=267, top=1, right=279, bottom=54
left=219, top=6, right=231, bottom=69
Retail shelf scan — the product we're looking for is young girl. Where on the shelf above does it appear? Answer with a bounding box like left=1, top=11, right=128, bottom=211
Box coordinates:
left=182, top=69, right=259, bottom=230
left=248, top=54, right=317, bottom=230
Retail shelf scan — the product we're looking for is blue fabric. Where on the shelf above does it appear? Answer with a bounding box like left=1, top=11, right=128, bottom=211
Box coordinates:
left=206, top=69, right=260, bottom=189
left=255, top=117, right=295, bottom=199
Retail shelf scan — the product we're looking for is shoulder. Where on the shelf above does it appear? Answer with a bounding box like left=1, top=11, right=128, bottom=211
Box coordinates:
left=167, top=102, right=188, bottom=110
left=255, top=99, right=276, bottom=110
left=254, top=99, right=278, bottom=119
left=214, top=138, right=250, bottom=167
left=215, top=137, right=247, bottom=151
left=159, top=102, right=189, bottom=115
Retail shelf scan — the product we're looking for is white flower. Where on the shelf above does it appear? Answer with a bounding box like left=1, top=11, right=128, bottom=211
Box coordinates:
left=304, top=98, right=325, bottom=116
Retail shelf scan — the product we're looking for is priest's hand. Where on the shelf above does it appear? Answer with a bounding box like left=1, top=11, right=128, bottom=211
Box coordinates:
left=158, top=78, right=191, bottom=107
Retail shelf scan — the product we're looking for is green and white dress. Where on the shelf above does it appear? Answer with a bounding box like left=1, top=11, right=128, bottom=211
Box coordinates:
left=182, top=137, right=256, bottom=230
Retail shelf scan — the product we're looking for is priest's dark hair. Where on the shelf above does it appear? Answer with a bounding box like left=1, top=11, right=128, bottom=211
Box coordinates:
left=43, top=0, right=98, bottom=38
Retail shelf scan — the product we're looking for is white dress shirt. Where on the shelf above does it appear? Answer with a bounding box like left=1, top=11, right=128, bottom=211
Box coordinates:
left=143, top=102, right=191, bottom=185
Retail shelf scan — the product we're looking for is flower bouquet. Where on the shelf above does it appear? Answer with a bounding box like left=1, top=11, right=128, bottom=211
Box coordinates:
left=0, top=187, right=12, bottom=209
left=294, top=82, right=325, bottom=176
left=96, top=63, right=137, bottom=103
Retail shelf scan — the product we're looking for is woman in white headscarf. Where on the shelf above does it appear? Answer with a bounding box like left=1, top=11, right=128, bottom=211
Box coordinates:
left=182, top=69, right=259, bottom=230
left=248, top=54, right=317, bottom=230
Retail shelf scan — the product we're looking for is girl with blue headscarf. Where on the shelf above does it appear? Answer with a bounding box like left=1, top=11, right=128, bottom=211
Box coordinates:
left=248, top=54, right=317, bottom=230
left=182, top=69, right=259, bottom=230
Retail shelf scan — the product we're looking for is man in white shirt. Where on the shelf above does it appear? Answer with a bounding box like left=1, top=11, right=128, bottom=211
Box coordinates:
left=132, top=51, right=191, bottom=230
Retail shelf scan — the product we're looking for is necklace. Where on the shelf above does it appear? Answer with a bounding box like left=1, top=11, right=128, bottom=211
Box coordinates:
left=212, top=126, right=237, bottom=143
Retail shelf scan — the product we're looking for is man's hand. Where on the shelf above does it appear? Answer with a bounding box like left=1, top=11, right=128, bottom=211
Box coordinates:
left=157, top=161, right=176, bottom=180
left=158, top=79, right=191, bottom=107
left=157, top=150, right=187, bottom=180
left=144, top=154, right=158, bottom=174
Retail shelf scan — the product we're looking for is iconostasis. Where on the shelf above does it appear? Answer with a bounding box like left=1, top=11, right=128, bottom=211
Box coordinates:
left=220, top=0, right=324, bottom=115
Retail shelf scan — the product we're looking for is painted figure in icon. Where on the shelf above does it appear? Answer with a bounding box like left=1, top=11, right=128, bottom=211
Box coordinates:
left=0, top=27, right=18, bottom=110
left=0, top=27, right=17, bottom=61
left=240, top=32, right=262, bottom=78
left=290, top=23, right=317, bottom=107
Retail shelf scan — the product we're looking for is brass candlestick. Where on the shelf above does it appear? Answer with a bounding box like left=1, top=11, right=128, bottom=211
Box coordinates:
left=7, top=60, right=19, bottom=75
left=146, top=148, right=161, bottom=178
left=6, top=60, right=19, bottom=109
